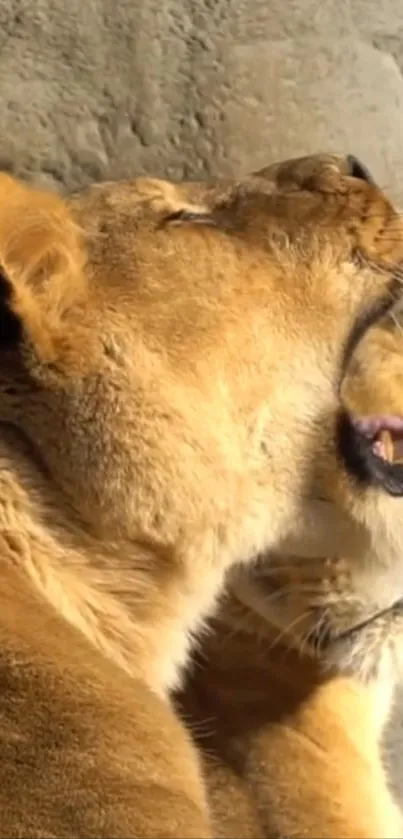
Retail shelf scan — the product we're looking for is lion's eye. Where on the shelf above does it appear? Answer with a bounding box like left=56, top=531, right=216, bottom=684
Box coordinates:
left=163, top=209, right=216, bottom=227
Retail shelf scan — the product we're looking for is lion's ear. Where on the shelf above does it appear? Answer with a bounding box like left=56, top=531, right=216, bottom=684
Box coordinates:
left=0, top=174, right=85, bottom=363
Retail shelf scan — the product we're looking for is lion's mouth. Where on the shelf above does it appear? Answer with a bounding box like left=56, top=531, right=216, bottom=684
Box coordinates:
left=353, top=415, right=403, bottom=463
left=338, top=412, right=403, bottom=496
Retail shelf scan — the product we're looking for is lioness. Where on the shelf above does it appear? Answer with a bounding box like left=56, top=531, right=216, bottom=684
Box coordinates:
left=0, top=154, right=403, bottom=836
left=178, top=316, right=403, bottom=838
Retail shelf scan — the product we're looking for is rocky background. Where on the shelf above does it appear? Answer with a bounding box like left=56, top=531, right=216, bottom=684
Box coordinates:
left=2, top=0, right=403, bottom=201
left=2, top=0, right=403, bottom=796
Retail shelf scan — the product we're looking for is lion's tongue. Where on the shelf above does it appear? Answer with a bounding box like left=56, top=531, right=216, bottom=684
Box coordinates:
left=354, top=416, right=403, bottom=463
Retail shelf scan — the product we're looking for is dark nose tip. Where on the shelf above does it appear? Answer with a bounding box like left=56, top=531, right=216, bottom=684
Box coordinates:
left=346, top=154, right=377, bottom=186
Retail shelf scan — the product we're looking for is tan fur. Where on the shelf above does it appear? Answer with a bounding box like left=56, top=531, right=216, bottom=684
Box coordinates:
left=179, top=317, right=403, bottom=839
left=179, top=603, right=402, bottom=838
left=0, top=154, right=403, bottom=835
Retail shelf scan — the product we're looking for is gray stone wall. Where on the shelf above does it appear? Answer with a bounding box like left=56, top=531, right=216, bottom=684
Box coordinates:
left=2, top=0, right=403, bottom=201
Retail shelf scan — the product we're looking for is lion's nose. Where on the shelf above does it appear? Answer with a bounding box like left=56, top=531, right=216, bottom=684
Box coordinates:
left=252, top=153, right=378, bottom=192
left=346, top=155, right=377, bottom=186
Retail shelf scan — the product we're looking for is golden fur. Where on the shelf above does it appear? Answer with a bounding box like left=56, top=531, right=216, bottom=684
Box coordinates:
left=0, top=154, right=403, bottom=835
left=178, top=317, right=403, bottom=838
left=178, top=598, right=402, bottom=838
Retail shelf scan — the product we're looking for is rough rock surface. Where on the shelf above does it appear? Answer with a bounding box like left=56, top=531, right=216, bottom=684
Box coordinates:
left=1, top=0, right=403, bottom=801
left=2, top=0, right=403, bottom=201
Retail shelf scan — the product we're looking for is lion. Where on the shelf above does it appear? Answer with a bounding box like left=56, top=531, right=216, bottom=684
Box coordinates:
left=0, top=153, right=403, bottom=836
left=178, top=314, right=403, bottom=839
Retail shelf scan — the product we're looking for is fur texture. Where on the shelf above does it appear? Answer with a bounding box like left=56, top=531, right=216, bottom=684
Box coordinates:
left=178, top=317, right=403, bottom=838
left=0, top=154, right=402, bottom=835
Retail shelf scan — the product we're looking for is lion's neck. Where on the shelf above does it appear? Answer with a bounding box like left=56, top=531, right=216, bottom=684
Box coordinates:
left=0, top=430, right=222, bottom=696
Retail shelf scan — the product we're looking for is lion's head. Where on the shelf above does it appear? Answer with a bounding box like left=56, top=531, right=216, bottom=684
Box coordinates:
left=1, top=154, right=403, bottom=688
